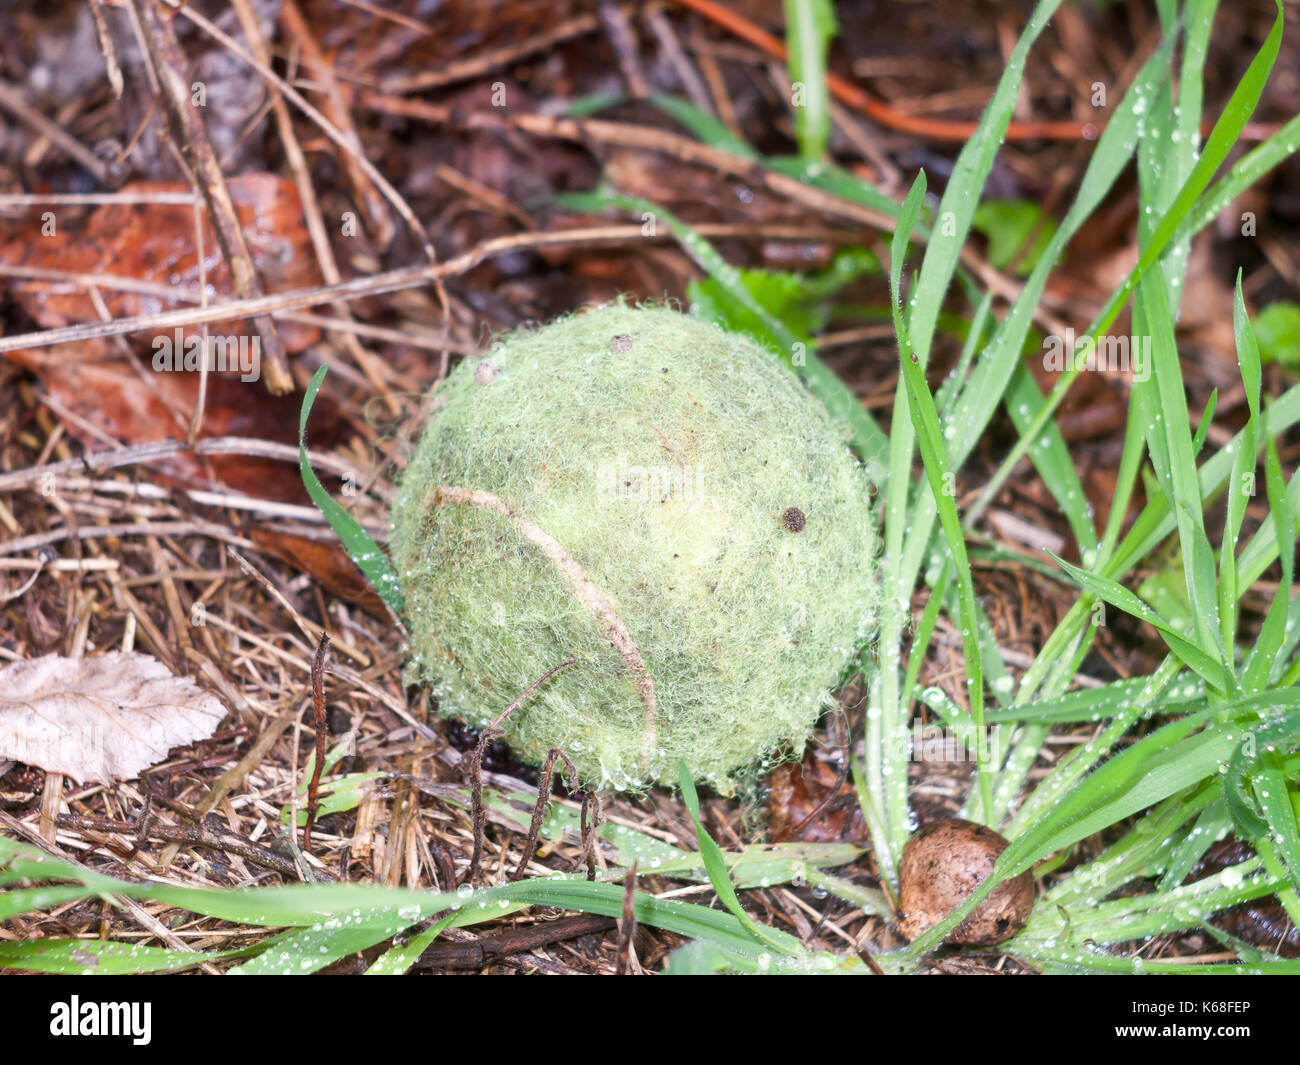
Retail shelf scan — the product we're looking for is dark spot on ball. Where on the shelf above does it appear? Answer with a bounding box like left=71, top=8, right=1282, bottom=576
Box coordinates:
left=782, top=506, right=806, bottom=532
left=610, top=334, right=634, bottom=353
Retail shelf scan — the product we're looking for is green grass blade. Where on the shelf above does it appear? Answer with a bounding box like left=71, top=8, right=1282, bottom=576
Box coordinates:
left=1134, top=269, right=1226, bottom=669
left=493, top=876, right=810, bottom=963
left=1026, top=726, right=1237, bottom=861
left=959, top=26, right=1181, bottom=542
left=0, top=885, right=92, bottom=921
left=906, top=0, right=1064, bottom=365
left=968, top=2, right=1283, bottom=535
left=1050, top=555, right=1228, bottom=691
left=783, top=0, right=836, bottom=160
left=231, top=917, right=413, bottom=975
left=894, top=31, right=1184, bottom=825
left=0, top=938, right=248, bottom=975
left=1225, top=710, right=1300, bottom=838
left=1177, top=111, right=1300, bottom=244
left=1254, top=763, right=1300, bottom=893
left=1233, top=273, right=1296, bottom=690
left=1134, top=0, right=1282, bottom=302
left=900, top=562, right=950, bottom=713
left=363, top=912, right=462, bottom=975
left=984, top=674, right=1205, bottom=724
left=646, top=94, right=758, bottom=158
left=1, top=831, right=850, bottom=973
left=1138, top=0, right=1216, bottom=304
left=1219, top=279, right=1259, bottom=644
left=299, top=364, right=404, bottom=614
left=1159, top=800, right=1233, bottom=891
left=677, top=762, right=797, bottom=954
left=924, top=27, right=1181, bottom=591
left=1243, top=436, right=1295, bottom=689
left=893, top=173, right=993, bottom=820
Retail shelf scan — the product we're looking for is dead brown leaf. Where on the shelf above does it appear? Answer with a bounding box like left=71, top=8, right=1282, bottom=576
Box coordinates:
left=249, top=526, right=391, bottom=619
left=0, top=173, right=321, bottom=351
left=0, top=652, right=226, bottom=783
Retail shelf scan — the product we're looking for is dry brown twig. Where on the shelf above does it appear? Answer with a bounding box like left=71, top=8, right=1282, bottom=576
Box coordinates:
left=128, top=0, right=292, bottom=393
left=303, top=630, right=330, bottom=853
left=278, top=0, right=395, bottom=250
left=0, top=82, right=112, bottom=184
left=54, top=807, right=332, bottom=882
left=0, top=435, right=365, bottom=494
left=615, top=860, right=639, bottom=975
left=412, top=914, right=616, bottom=972
left=186, top=192, right=213, bottom=442
left=510, top=747, right=580, bottom=881
left=579, top=790, right=603, bottom=880
left=0, top=225, right=645, bottom=357
left=380, top=9, right=607, bottom=94
left=229, top=0, right=403, bottom=412
left=466, top=659, right=577, bottom=886
left=173, top=1, right=443, bottom=284
left=88, top=0, right=125, bottom=98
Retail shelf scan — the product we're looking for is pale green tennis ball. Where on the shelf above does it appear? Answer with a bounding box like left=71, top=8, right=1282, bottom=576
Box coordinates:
left=390, top=303, right=877, bottom=790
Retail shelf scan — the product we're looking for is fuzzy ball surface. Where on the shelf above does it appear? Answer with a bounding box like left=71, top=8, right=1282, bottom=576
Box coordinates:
left=390, top=304, right=878, bottom=790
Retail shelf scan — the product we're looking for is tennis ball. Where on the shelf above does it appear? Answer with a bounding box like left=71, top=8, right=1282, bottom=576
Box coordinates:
left=389, top=303, right=878, bottom=790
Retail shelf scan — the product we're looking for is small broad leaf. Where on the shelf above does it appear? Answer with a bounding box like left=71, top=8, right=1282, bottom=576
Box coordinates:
left=1253, top=300, right=1300, bottom=367
left=971, top=199, right=1059, bottom=275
